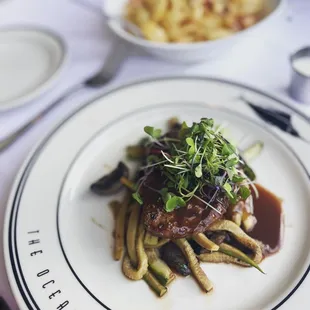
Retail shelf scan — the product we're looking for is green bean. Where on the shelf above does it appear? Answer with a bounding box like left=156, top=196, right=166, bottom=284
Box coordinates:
left=199, top=243, right=265, bottom=274
left=219, top=243, right=265, bottom=274
left=143, top=272, right=167, bottom=297
left=146, top=249, right=175, bottom=286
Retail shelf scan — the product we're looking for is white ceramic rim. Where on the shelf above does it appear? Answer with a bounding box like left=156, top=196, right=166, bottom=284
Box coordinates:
left=0, top=26, right=68, bottom=111
left=3, top=75, right=310, bottom=310
left=103, top=0, right=286, bottom=50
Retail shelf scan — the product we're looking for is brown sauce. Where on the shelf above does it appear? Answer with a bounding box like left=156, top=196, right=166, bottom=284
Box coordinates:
left=248, top=184, right=284, bottom=256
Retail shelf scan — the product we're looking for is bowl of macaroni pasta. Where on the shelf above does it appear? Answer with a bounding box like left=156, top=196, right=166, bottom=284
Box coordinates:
left=103, top=0, right=285, bottom=64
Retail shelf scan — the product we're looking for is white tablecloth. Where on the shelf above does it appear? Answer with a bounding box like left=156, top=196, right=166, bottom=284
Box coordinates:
left=0, top=0, right=310, bottom=309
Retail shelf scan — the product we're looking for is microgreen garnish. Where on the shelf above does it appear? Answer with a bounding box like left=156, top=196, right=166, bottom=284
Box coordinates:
left=223, top=183, right=233, bottom=198
left=136, top=118, right=255, bottom=213
left=127, top=118, right=255, bottom=213
left=165, top=196, right=186, bottom=212
left=239, top=186, right=251, bottom=200
left=160, top=188, right=186, bottom=212
left=144, top=126, right=162, bottom=139
left=132, top=192, right=143, bottom=205
left=120, top=177, right=143, bottom=205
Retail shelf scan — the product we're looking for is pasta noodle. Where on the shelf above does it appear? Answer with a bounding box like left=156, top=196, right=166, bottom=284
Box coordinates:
left=124, top=0, right=265, bottom=43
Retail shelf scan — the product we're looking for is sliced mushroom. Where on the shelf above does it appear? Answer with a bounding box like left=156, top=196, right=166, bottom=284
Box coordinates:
left=161, top=242, right=191, bottom=277
left=90, top=162, right=129, bottom=195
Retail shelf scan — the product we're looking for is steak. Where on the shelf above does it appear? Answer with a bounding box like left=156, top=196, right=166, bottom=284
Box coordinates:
left=140, top=171, right=229, bottom=239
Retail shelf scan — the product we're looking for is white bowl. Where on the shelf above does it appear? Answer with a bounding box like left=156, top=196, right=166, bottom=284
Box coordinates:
left=103, top=0, right=285, bottom=64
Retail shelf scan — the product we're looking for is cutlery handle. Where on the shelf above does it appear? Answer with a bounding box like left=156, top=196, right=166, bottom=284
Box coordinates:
left=0, top=83, right=83, bottom=153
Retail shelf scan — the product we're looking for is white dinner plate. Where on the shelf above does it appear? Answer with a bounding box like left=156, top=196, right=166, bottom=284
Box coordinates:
left=0, top=27, right=66, bottom=111
left=4, top=77, right=310, bottom=310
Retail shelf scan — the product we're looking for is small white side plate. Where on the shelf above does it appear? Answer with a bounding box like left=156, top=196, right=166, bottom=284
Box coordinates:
left=0, top=28, right=66, bottom=111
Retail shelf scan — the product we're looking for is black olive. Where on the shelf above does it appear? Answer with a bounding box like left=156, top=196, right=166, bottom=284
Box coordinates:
left=90, top=162, right=129, bottom=195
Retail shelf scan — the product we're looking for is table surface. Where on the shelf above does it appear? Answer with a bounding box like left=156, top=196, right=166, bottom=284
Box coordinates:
left=0, top=0, right=310, bottom=309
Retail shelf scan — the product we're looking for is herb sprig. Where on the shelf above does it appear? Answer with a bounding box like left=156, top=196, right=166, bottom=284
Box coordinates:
left=133, top=118, right=251, bottom=212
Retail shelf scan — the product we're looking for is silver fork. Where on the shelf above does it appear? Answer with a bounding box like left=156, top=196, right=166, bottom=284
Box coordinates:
left=0, top=39, right=128, bottom=153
